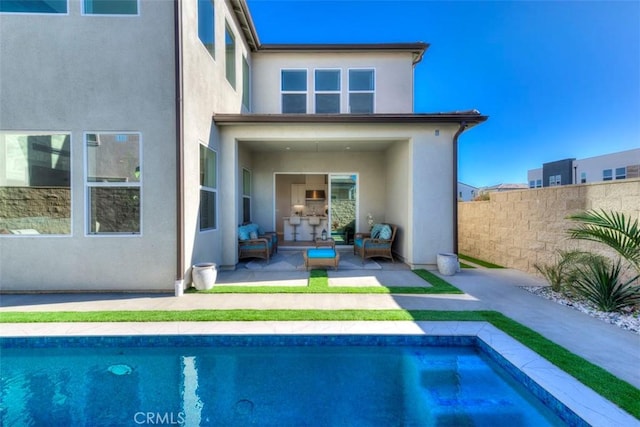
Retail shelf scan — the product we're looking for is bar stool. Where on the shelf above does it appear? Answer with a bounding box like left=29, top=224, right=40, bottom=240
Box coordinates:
left=289, top=215, right=301, bottom=241
left=308, top=216, right=321, bottom=240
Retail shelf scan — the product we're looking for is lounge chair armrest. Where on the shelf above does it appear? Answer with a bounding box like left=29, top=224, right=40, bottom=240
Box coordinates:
left=240, top=238, right=269, bottom=247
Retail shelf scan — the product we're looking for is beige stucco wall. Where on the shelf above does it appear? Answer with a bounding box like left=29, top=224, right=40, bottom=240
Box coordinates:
left=458, top=179, right=640, bottom=274
left=0, top=1, right=177, bottom=291
left=251, top=51, right=415, bottom=114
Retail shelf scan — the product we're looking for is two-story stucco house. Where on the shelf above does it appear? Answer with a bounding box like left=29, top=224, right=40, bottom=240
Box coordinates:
left=0, top=0, right=486, bottom=292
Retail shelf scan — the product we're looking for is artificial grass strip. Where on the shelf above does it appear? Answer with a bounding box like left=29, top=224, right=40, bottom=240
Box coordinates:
left=0, top=308, right=638, bottom=417
left=194, top=269, right=463, bottom=294
left=1, top=309, right=638, bottom=416
left=460, top=262, right=475, bottom=269
left=458, top=254, right=504, bottom=269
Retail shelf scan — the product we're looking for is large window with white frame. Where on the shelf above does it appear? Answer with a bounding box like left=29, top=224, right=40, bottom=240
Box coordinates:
left=200, top=144, right=217, bottom=231
left=1, top=0, right=67, bottom=13
left=315, top=69, right=340, bottom=114
left=197, top=0, right=215, bottom=59
left=615, top=167, right=626, bottom=180
left=83, top=0, right=138, bottom=15
left=225, top=21, right=236, bottom=88
left=603, top=169, right=613, bottom=181
left=281, top=69, right=307, bottom=113
left=85, top=132, right=141, bottom=234
left=0, top=132, right=71, bottom=235
left=348, top=69, right=375, bottom=113
left=242, top=168, right=251, bottom=224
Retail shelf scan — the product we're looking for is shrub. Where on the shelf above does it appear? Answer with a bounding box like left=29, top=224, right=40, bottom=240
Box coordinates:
left=534, top=250, right=596, bottom=292
left=571, top=258, right=640, bottom=312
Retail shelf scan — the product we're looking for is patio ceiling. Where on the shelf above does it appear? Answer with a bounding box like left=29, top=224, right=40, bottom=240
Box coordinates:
left=238, top=139, right=400, bottom=153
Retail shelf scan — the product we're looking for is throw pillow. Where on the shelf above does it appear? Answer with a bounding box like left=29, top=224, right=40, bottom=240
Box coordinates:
left=371, top=223, right=383, bottom=239
left=249, top=231, right=258, bottom=240
left=379, top=224, right=392, bottom=240
left=238, top=226, right=250, bottom=241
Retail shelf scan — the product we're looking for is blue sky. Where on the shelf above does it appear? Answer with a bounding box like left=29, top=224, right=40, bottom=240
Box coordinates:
left=247, top=0, right=640, bottom=187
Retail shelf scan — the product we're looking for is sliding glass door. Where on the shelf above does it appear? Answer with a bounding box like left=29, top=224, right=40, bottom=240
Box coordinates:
left=329, top=174, right=357, bottom=245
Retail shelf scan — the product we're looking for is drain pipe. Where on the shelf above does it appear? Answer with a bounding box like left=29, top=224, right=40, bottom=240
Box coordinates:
left=173, top=0, right=185, bottom=295
left=452, top=121, right=467, bottom=255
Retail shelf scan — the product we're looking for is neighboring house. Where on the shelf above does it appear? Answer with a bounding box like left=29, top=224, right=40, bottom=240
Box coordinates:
left=0, top=0, right=487, bottom=291
left=528, top=149, right=640, bottom=188
left=478, top=183, right=528, bottom=196
left=457, top=182, right=478, bottom=201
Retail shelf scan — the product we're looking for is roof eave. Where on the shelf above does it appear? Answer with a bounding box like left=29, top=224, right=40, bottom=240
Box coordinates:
left=213, top=113, right=488, bottom=126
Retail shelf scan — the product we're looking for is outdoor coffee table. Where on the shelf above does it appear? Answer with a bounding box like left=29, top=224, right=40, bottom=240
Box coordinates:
left=303, top=248, right=340, bottom=271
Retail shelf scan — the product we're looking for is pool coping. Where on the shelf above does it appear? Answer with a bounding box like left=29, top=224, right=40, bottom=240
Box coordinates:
left=1, top=320, right=636, bottom=426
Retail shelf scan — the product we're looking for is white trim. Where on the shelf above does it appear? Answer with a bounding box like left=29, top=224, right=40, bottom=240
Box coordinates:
left=84, top=131, right=143, bottom=237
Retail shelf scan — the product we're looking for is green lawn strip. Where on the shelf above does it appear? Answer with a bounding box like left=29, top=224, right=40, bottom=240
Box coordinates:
left=458, top=254, right=504, bottom=269
left=0, top=308, right=637, bottom=417
left=460, top=262, right=475, bottom=269
left=192, top=269, right=463, bottom=294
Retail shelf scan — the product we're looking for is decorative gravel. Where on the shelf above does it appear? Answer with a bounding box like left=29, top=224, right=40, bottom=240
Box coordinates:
left=521, top=286, right=640, bottom=335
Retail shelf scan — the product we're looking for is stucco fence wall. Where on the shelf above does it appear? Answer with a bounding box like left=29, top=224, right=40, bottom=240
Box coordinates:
left=458, top=178, right=640, bottom=275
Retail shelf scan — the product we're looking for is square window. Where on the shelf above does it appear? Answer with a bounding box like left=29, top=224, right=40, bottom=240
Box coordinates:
left=84, top=0, right=137, bottom=15
left=282, top=94, right=306, bottom=114
left=615, top=167, right=626, bottom=179
left=86, top=132, right=141, bottom=235
left=315, top=70, right=340, bottom=91
left=349, top=69, right=374, bottom=91
left=349, top=93, right=374, bottom=114
left=603, top=169, right=613, bottom=181
left=0, top=132, right=71, bottom=235
left=315, top=94, right=340, bottom=114
left=282, top=70, right=307, bottom=91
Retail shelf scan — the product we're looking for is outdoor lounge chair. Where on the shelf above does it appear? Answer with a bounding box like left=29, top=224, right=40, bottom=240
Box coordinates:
left=238, top=223, right=276, bottom=262
left=353, top=223, right=397, bottom=263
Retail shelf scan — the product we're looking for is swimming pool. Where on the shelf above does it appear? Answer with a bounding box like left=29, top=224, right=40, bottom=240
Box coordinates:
left=2, top=334, right=580, bottom=426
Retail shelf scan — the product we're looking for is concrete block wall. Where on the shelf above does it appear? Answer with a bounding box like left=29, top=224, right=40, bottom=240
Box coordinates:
left=458, top=178, right=640, bottom=274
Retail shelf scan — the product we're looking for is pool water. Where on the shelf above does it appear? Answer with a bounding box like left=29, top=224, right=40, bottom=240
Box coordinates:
left=0, top=335, right=577, bottom=426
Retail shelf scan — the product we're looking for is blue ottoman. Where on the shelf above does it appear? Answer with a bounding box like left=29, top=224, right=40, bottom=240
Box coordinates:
left=303, top=248, right=340, bottom=271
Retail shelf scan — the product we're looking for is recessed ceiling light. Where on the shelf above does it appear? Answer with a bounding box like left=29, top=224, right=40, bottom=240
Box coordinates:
left=345, top=146, right=351, bottom=150
left=285, top=147, right=291, bottom=150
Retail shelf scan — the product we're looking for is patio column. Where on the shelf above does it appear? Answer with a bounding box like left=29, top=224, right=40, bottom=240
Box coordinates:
left=220, top=131, right=239, bottom=268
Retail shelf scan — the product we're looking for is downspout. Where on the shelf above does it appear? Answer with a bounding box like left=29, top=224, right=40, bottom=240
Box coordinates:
left=174, top=0, right=185, bottom=293
left=452, top=121, right=467, bottom=254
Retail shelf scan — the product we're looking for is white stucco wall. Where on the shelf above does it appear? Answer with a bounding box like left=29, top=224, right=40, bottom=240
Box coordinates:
left=251, top=51, right=415, bottom=114
left=181, top=0, right=252, bottom=278
left=0, top=1, right=177, bottom=291
left=217, top=122, right=455, bottom=268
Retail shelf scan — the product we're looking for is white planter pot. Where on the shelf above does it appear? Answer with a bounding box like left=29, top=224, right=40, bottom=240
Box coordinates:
left=192, top=263, right=217, bottom=290
left=437, top=253, right=459, bottom=276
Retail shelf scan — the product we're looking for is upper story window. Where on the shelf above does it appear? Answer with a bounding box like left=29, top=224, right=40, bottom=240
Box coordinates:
left=603, top=169, right=613, bottom=181
left=83, top=0, right=138, bottom=15
left=549, top=174, right=561, bottom=186
left=0, top=132, right=71, bottom=235
left=615, top=167, right=626, bottom=180
left=86, top=132, right=141, bottom=235
left=348, top=69, right=375, bottom=113
left=529, top=180, right=535, bottom=189
left=315, top=69, right=340, bottom=114
left=1, top=0, right=67, bottom=13
left=580, top=172, right=587, bottom=184
left=281, top=69, right=307, bottom=114
left=242, top=56, right=250, bottom=110
left=225, top=22, right=236, bottom=89
left=198, top=0, right=215, bottom=59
